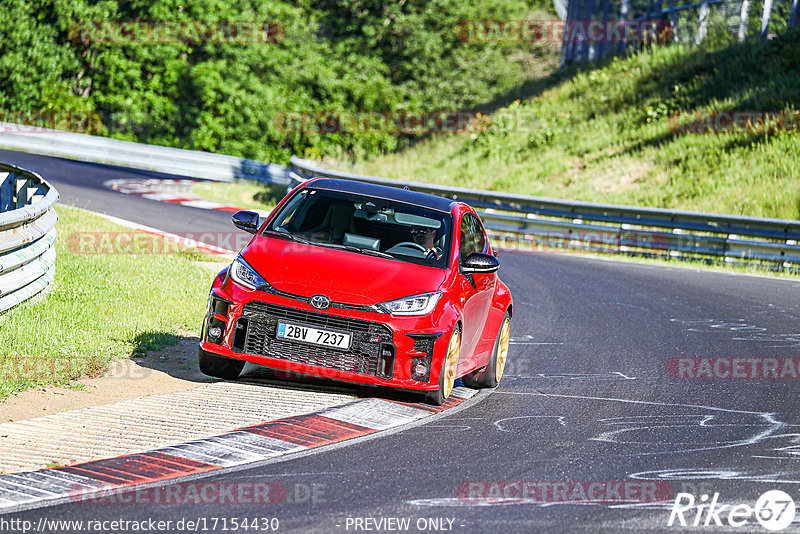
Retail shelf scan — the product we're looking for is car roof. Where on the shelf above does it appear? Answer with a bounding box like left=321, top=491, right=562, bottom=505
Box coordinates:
left=306, top=177, right=457, bottom=213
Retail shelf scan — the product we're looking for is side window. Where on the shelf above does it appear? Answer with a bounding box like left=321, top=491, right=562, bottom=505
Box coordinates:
left=459, top=215, right=473, bottom=261
left=459, top=213, right=486, bottom=262
left=472, top=214, right=487, bottom=253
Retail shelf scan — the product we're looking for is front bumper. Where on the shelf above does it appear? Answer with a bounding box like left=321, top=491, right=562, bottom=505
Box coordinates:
left=200, top=279, right=454, bottom=391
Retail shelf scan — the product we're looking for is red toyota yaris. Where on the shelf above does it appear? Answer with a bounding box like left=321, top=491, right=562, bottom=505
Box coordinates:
left=198, top=178, right=513, bottom=405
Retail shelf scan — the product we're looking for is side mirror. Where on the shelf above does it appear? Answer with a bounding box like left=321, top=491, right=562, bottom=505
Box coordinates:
left=461, top=252, right=499, bottom=273
left=232, top=210, right=260, bottom=234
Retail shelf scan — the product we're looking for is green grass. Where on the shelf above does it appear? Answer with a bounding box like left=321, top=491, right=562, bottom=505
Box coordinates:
left=0, top=206, right=219, bottom=399
left=335, top=30, right=800, bottom=220
left=191, top=181, right=277, bottom=213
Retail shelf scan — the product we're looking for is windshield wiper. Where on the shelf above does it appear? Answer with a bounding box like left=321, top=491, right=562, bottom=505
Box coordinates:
left=262, top=229, right=311, bottom=244
left=264, top=232, right=393, bottom=259
left=351, top=247, right=394, bottom=259
left=315, top=242, right=394, bottom=259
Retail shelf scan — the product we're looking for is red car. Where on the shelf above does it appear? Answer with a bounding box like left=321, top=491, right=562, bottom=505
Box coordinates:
left=198, top=178, right=513, bottom=405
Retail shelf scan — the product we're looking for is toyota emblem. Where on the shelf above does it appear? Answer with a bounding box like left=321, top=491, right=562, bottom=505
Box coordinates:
left=310, top=294, right=331, bottom=310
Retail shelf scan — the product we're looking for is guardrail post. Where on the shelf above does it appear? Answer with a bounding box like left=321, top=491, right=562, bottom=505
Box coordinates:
left=738, top=0, right=751, bottom=40
left=15, top=177, right=32, bottom=209
left=582, top=0, right=596, bottom=61
left=760, top=0, right=774, bottom=38
left=646, top=0, right=656, bottom=47
left=695, top=0, right=711, bottom=44
left=668, top=0, right=679, bottom=42
left=596, top=0, right=612, bottom=60
left=723, top=234, right=732, bottom=261
left=618, top=0, right=631, bottom=53
left=0, top=172, right=12, bottom=212
left=561, top=0, right=580, bottom=65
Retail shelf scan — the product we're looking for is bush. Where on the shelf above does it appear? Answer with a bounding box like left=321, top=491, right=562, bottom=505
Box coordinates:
left=0, top=0, right=543, bottom=164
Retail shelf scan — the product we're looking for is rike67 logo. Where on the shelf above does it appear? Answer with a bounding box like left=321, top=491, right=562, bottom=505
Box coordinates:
left=668, top=490, right=796, bottom=531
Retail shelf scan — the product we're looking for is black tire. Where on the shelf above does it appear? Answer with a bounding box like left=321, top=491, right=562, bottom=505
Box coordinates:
left=462, top=312, right=511, bottom=389
left=424, top=325, right=461, bottom=406
left=198, top=347, right=245, bottom=380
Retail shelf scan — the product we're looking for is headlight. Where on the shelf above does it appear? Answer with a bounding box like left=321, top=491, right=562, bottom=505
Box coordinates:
left=379, top=291, right=441, bottom=315
left=230, top=257, right=270, bottom=290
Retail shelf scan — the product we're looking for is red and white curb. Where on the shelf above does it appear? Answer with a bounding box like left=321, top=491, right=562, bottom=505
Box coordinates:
left=104, top=178, right=242, bottom=213
left=0, top=387, right=478, bottom=513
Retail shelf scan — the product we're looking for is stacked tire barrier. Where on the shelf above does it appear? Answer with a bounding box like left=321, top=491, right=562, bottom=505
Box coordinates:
left=290, top=156, right=800, bottom=270
left=0, top=164, right=58, bottom=313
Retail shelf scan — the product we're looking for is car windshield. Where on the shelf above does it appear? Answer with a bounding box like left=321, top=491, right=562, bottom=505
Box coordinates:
left=265, top=187, right=452, bottom=268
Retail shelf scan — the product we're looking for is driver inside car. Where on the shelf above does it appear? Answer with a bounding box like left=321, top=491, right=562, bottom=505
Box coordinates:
left=411, top=226, right=443, bottom=260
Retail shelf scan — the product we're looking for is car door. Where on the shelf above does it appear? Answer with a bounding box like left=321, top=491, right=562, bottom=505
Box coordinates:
left=457, top=212, right=496, bottom=371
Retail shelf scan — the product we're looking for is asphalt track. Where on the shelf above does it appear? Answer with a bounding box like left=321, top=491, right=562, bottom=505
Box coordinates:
left=0, top=148, right=234, bottom=235
left=3, top=148, right=800, bottom=533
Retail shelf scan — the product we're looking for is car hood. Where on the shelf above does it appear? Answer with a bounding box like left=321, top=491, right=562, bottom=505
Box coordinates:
left=241, top=235, right=448, bottom=306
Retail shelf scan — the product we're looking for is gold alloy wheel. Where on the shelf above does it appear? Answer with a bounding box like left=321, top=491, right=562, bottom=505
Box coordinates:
left=495, top=318, right=511, bottom=382
left=443, top=329, right=461, bottom=399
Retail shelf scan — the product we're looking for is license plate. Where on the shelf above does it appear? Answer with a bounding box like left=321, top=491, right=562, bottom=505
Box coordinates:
left=276, top=322, right=352, bottom=350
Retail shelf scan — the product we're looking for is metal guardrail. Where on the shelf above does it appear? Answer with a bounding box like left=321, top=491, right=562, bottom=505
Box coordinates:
left=0, top=122, right=295, bottom=187
left=1, top=121, right=795, bottom=270
left=290, top=156, right=800, bottom=269
left=0, top=164, right=59, bottom=313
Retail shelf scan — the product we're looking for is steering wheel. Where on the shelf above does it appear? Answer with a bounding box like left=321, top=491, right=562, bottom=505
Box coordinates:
left=392, top=241, right=428, bottom=253
left=426, top=246, right=443, bottom=260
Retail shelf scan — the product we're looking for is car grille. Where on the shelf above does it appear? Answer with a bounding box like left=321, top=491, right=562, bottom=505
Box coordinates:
left=235, top=302, right=395, bottom=378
